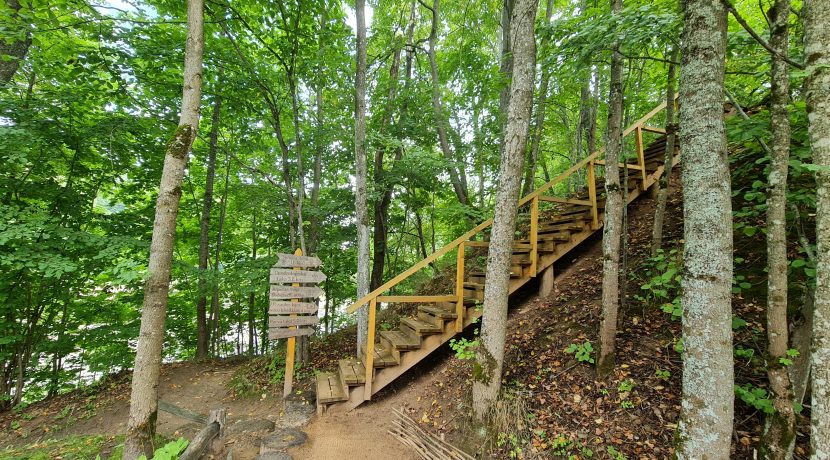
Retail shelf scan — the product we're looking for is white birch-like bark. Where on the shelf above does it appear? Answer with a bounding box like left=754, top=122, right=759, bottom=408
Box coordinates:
left=123, top=0, right=204, bottom=456
left=472, top=0, right=538, bottom=419
left=804, top=0, right=830, bottom=455
left=354, top=0, right=371, bottom=353
left=675, top=0, right=734, bottom=457
left=596, top=0, right=624, bottom=378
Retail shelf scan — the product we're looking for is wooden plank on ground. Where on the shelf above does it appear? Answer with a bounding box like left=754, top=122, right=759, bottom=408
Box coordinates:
left=274, top=253, right=322, bottom=268
left=269, top=316, right=320, bottom=328
left=269, top=268, right=326, bottom=284
left=269, top=285, right=323, bottom=300
left=268, top=300, right=318, bottom=315
left=268, top=327, right=314, bottom=339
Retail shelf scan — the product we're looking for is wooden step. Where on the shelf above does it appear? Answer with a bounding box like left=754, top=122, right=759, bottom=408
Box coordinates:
left=513, top=240, right=557, bottom=252
left=400, top=317, right=443, bottom=335
left=511, top=253, right=532, bottom=265
left=547, top=212, right=590, bottom=225
left=418, top=311, right=445, bottom=328
left=538, top=222, right=586, bottom=233
left=317, top=372, right=348, bottom=404
left=338, top=359, right=366, bottom=386
left=367, top=343, right=399, bottom=367
left=380, top=329, right=421, bottom=350
left=419, top=304, right=457, bottom=319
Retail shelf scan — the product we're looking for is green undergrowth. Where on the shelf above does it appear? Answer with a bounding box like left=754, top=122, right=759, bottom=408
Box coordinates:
left=1, top=434, right=183, bottom=460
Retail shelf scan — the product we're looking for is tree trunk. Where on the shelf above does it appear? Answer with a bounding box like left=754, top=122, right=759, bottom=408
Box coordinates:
left=804, top=0, right=830, bottom=455
left=248, top=211, right=257, bottom=356
left=651, top=47, right=678, bottom=256
left=210, top=153, right=231, bottom=356
left=522, top=0, right=554, bottom=196
left=596, top=0, right=625, bottom=378
left=354, top=0, right=371, bottom=354
left=196, top=94, right=221, bottom=359
left=309, top=8, right=326, bottom=256
left=0, top=0, right=31, bottom=87
left=762, top=0, right=796, bottom=456
left=675, top=0, right=734, bottom=456
left=472, top=0, right=537, bottom=420
left=370, top=44, right=403, bottom=292
left=288, top=66, right=306, bottom=255
left=426, top=0, right=470, bottom=207
left=123, top=0, right=204, bottom=455
left=498, top=0, right=514, bottom=134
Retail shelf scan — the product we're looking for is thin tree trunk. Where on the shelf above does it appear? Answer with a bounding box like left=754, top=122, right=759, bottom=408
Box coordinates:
left=426, top=0, right=470, bottom=207
left=804, top=0, right=830, bottom=454
left=498, top=0, right=513, bottom=134
left=309, top=8, right=326, bottom=256
left=522, top=0, right=554, bottom=196
left=248, top=211, right=257, bottom=356
left=370, top=44, right=403, bottom=291
left=123, top=0, right=204, bottom=455
left=354, top=0, right=371, bottom=354
left=196, top=94, right=221, bottom=359
left=762, top=0, right=796, bottom=456
left=472, top=0, right=537, bottom=420
left=596, top=0, right=625, bottom=378
left=288, top=66, right=306, bottom=255
left=210, top=153, right=231, bottom=356
left=651, top=47, right=678, bottom=256
left=0, top=0, right=31, bottom=86
left=675, top=0, right=733, bottom=456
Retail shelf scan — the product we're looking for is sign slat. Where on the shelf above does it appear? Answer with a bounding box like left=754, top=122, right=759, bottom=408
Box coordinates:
left=268, top=327, right=314, bottom=340
left=269, top=316, right=320, bottom=328
left=269, top=285, right=323, bottom=300
left=274, top=253, right=322, bottom=268
left=269, top=301, right=318, bottom=315
left=269, top=268, right=327, bottom=284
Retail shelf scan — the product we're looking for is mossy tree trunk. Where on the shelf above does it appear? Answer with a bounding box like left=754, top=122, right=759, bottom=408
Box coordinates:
left=472, top=0, right=538, bottom=420
left=675, top=0, right=734, bottom=456
left=123, top=0, right=205, bottom=455
left=804, top=0, right=830, bottom=455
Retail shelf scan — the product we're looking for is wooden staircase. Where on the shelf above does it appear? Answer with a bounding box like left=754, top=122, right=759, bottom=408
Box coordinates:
left=316, top=101, right=678, bottom=414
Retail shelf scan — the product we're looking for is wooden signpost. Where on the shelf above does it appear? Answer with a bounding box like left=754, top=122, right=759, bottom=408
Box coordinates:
left=269, top=249, right=323, bottom=398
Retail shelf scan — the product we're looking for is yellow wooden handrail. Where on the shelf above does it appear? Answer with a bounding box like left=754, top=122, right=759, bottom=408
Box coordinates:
left=344, top=100, right=669, bottom=315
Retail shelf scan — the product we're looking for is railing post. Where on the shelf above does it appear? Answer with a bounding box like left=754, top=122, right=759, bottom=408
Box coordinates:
left=530, top=196, right=539, bottom=276
left=455, top=242, right=465, bottom=332
left=635, top=125, right=647, bottom=188
left=363, top=297, right=377, bottom=401
left=587, top=160, right=599, bottom=229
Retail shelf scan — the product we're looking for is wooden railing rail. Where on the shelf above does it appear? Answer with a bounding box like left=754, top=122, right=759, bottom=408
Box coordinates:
left=346, top=101, right=672, bottom=400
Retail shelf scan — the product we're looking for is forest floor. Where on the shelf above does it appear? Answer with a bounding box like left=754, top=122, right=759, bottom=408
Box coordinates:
left=0, top=169, right=814, bottom=459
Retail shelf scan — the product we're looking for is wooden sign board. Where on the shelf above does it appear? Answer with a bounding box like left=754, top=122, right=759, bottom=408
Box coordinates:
left=269, top=268, right=327, bottom=284
left=268, top=327, right=314, bottom=340
left=269, top=315, right=320, bottom=328
left=269, top=301, right=318, bottom=315
left=274, top=253, right=322, bottom=269
left=269, top=285, right=323, bottom=300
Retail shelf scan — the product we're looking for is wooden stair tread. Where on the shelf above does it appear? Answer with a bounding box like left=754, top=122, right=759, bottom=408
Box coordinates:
left=338, top=359, right=366, bottom=385
left=368, top=343, right=398, bottom=367
left=418, top=305, right=457, bottom=319
left=400, top=317, right=443, bottom=334
left=380, top=329, right=422, bottom=350
left=316, top=372, right=348, bottom=404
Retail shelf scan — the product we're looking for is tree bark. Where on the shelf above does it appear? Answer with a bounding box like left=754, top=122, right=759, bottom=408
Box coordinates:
left=0, top=0, right=31, bottom=87
left=762, top=0, right=796, bottom=456
left=472, top=0, right=537, bottom=420
left=675, top=0, right=733, bottom=457
left=426, top=0, right=470, bottom=207
left=522, top=0, right=555, bottom=196
left=123, top=0, right=204, bottom=455
left=596, top=0, right=625, bottom=378
left=196, top=94, right=221, bottom=359
left=309, top=8, right=326, bottom=256
left=209, top=153, right=231, bottom=356
left=354, top=0, right=371, bottom=354
left=804, top=0, right=830, bottom=455
left=651, top=47, right=678, bottom=256
left=248, top=211, right=257, bottom=356
left=498, top=0, right=514, bottom=135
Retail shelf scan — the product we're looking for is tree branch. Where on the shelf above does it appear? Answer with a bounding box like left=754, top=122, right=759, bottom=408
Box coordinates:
left=722, top=0, right=805, bottom=70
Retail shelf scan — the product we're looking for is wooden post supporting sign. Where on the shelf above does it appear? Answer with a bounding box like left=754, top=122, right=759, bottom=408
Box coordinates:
left=268, top=248, right=324, bottom=398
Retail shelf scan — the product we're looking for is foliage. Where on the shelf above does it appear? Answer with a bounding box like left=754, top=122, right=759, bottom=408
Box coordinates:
left=137, top=438, right=188, bottom=460
left=734, top=384, right=775, bottom=415
left=634, top=249, right=682, bottom=318
left=565, top=341, right=595, bottom=364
